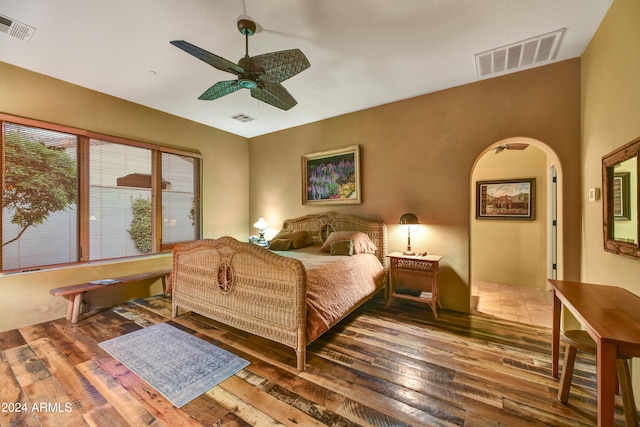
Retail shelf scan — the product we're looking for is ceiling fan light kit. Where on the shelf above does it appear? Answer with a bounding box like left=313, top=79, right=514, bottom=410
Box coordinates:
left=170, top=18, right=310, bottom=111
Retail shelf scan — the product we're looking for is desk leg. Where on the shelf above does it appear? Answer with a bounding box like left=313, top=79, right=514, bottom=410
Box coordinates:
left=597, top=341, right=617, bottom=427
left=552, top=290, right=561, bottom=378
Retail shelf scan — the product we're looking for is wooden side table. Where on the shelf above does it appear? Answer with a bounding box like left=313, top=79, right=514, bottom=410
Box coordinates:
left=386, top=252, right=443, bottom=318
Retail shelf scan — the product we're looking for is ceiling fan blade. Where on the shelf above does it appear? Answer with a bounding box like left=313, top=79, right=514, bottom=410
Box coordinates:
left=251, top=82, right=297, bottom=110
left=252, top=49, right=310, bottom=84
left=170, top=40, right=244, bottom=76
left=198, top=80, right=240, bottom=100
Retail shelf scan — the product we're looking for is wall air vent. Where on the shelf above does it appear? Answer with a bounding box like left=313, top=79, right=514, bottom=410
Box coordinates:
left=475, top=28, right=565, bottom=79
left=0, top=14, right=36, bottom=42
left=230, top=113, right=256, bottom=123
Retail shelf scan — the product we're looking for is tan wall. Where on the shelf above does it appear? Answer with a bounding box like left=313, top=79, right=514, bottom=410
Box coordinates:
left=471, top=144, right=548, bottom=289
left=581, top=0, right=640, bottom=288
left=250, top=59, right=582, bottom=313
left=0, top=61, right=249, bottom=331
left=580, top=0, right=640, bottom=402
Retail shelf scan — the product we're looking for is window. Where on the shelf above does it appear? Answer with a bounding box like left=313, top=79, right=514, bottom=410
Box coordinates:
left=1, top=123, right=78, bottom=270
left=1, top=115, right=201, bottom=272
left=161, top=152, right=200, bottom=248
left=90, top=139, right=152, bottom=259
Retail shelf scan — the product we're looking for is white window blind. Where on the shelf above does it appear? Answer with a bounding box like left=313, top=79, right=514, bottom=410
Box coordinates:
left=161, top=152, right=198, bottom=246
left=89, top=139, right=153, bottom=259
left=1, top=122, right=78, bottom=270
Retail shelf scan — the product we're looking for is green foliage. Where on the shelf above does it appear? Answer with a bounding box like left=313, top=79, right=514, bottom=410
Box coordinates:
left=3, top=133, right=77, bottom=246
left=128, top=197, right=152, bottom=253
left=189, top=198, right=195, bottom=227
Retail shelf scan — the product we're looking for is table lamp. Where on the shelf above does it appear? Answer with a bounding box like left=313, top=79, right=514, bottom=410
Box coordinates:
left=399, top=213, right=419, bottom=255
left=254, top=217, right=269, bottom=247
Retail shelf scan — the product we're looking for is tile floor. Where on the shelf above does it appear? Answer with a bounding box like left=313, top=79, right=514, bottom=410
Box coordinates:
left=471, top=280, right=553, bottom=328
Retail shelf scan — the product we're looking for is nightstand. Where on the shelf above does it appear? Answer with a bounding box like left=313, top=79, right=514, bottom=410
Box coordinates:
left=386, top=251, right=443, bottom=318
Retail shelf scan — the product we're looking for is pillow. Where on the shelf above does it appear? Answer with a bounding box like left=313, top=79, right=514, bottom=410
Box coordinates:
left=330, top=240, right=354, bottom=256
left=270, top=229, right=311, bottom=249
left=269, top=239, right=292, bottom=251
left=320, top=231, right=377, bottom=254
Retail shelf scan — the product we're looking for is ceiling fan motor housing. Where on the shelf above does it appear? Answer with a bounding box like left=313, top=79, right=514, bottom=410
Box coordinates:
left=238, top=56, right=262, bottom=89
left=237, top=19, right=256, bottom=36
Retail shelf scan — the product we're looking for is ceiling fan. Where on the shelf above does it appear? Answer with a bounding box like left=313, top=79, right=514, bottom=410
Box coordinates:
left=170, top=19, right=310, bottom=111
left=493, top=143, right=529, bottom=154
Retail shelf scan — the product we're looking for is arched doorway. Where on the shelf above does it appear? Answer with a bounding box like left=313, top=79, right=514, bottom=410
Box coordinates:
left=469, top=137, right=563, bottom=326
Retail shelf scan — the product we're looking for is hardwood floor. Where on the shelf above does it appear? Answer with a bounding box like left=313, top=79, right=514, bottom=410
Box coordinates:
left=0, top=294, right=627, bottom=426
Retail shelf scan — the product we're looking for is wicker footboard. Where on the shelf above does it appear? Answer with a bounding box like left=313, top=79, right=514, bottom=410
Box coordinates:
left=171, top=236, right=308, bottom=370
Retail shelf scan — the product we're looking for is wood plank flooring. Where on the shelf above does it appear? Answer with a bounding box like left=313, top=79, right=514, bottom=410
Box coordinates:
left=0, top=295, right=629, bottom=426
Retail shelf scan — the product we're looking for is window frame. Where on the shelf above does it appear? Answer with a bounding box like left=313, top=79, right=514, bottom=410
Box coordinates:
left=1, top=113, right=202, bottom=272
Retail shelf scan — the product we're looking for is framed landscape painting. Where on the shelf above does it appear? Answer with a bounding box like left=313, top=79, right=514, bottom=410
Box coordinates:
left=302, top=145, right=361, bottom=205
left=476, top=178, right=536, bottom=220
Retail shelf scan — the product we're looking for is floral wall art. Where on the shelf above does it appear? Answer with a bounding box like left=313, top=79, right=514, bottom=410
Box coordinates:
left=302, top=145, right=361, bottom=205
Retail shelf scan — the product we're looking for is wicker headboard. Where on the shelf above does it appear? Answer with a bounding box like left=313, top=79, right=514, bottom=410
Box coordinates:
left=282, top=212, right=388, bottom=270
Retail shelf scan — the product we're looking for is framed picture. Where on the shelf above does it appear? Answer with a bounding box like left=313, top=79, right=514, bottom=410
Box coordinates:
left=476, top=178, right=536, bottom=220
left=302, top=145, right=361, bottom=205
left=613, top=172, right=631, bottom=220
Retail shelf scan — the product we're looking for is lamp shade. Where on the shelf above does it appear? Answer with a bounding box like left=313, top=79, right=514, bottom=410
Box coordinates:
left=399, top=213, right=419, bottom=225
left=253, top=217, right=269, bottom=229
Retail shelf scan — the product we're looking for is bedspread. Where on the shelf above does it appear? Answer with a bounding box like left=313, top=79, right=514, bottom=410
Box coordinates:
left=275, top=246, right=385, bottom=341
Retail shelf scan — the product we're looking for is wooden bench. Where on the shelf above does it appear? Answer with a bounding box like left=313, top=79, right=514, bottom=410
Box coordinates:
left=50, top=269, right=171, bottom=324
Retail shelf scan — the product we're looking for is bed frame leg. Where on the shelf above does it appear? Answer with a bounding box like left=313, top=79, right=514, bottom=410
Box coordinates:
left=172, top=302, right=178, bottom=318
left=296, top=349, right=306, bottom=371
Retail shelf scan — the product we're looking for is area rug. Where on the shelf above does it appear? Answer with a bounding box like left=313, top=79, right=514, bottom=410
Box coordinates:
left=99, top=322, right=249, bottom=407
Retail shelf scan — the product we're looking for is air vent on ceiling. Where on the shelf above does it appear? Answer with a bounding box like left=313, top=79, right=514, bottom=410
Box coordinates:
left=230, top=113, right=256, bottom=123
left=0, top=14, right=36, bottom=42
left=475, top=28, right=565, bottom=78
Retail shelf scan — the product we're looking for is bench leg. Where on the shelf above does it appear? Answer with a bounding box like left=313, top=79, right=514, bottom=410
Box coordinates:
left=71, top=293, right=83, bottom=324
left=65, top=296, right=75, bottom=321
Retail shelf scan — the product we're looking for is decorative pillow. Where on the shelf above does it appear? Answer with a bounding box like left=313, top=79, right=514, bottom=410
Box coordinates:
left=269, top=239, right=293, bottom=251
left=270, top=229, right=311, bottom=249
left=320, top=231, right=377, bottom=254
left=330, top=240, right=354, bottom=256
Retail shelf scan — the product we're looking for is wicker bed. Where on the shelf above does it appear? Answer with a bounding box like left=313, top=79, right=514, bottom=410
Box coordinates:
left=171, top=212, right=387, bottom=370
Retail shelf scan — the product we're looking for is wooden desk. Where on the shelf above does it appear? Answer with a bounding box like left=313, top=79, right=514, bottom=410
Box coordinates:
left=549, top=279, right=640, bottom=427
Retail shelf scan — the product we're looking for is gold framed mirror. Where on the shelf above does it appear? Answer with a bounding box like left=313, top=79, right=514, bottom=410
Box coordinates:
left=602, top=136, right=640, bottom=258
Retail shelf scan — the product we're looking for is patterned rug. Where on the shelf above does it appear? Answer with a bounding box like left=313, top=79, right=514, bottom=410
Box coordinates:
left=99, top=322, right=249, bottom=407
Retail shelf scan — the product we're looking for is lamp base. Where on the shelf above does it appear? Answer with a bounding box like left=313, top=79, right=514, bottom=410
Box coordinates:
left=255, top=231, right=269, bottom=247
left=403, top=250, right=415, bottom=255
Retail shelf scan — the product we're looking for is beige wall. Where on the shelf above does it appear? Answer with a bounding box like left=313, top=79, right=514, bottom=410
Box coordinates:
left=0, top=61, right=249, bottom=331
left=581, top=0, right=640, bottom=288
left=581, top=0, right=640, bottom=403
left=250, top=59, right=582, bottom=313
left=471, top=143, right=548, bottom=289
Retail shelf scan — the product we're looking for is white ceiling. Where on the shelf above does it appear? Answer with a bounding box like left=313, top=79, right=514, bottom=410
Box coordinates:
left=0, top=0, right=612, bottom=138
